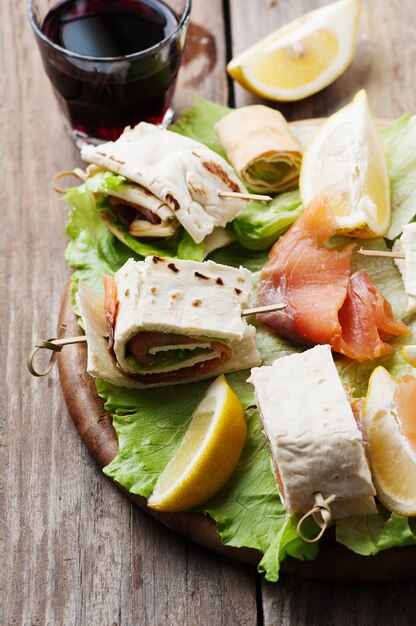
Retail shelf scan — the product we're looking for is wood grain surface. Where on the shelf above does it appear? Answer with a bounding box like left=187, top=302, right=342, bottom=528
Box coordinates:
left=2, top=1, right=416, bottom=625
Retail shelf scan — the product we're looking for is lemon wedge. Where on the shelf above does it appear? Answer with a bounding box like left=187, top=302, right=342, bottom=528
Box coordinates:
left=147, top=375, right=247, bottom=512
left=402, top=345, right=416, bottom=367
left=362, top=366, right=416, bottom=516
left=300, top=90, right=391, bottom=238
left=227, top=0, right=361, bottom=101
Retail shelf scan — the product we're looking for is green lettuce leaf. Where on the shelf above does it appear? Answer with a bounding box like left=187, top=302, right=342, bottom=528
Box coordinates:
left=84, top=170, right=127, bottom=193
left=381, top=114, right=416, bottom=240
left=209, top=242, right=268, bottom=273
left=336, top=507, right=416, bottom=555
left=257, top=515, right=319, bottom=580
left=232, top=190, right=303, bottom=250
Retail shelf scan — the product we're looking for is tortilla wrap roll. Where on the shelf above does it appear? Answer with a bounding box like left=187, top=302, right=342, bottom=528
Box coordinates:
left=76, top=256, right=261, bottom=388
left=81, top=123, right=247, bottom=244
left=249, top=345, right=376, bottom=519
left=215, top=105, right=302, bottom=193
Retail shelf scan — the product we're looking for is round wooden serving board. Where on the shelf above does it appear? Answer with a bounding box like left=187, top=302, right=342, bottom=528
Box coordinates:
left=58, top=281, right=416, bottom=582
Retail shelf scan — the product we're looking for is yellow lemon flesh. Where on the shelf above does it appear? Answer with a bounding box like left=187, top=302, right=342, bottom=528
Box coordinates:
left=362, top=366, right=416, bottom=516
left=402, top=345, right=416, bottom=367
left=147, top=375, right=247, bottom=512
left=227, top=0, right=361, bottom=101
left=300, top=90, right=391, bottom=238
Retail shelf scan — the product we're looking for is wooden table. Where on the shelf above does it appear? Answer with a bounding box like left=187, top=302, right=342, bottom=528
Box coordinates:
left=3, top=1, right=416, bottom=624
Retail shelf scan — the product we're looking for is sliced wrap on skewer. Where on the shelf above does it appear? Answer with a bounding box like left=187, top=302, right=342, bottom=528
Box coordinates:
left=89, top=169, right=179, bottom=239
left=249, top=345, right=377, bottom=520
left=215, top=105, right=302, bottom=193
left=77, top=256, right=262, bottom=388
left=80, top=122, right=247, bottom=246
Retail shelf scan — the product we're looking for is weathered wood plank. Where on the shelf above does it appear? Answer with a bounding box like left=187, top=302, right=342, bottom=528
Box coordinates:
left=1, top=0, right=258, bottom=624
left=261, top=575, right=416, bottom=626
left=176, top=1, right=229, bottom=107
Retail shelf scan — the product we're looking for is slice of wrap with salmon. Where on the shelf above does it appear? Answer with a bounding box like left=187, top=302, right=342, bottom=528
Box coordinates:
left=249, top=345, right=377, bottom=519
left=80, top=122, right=247, bottom=245
left=76, top=256, right=261, bottom=388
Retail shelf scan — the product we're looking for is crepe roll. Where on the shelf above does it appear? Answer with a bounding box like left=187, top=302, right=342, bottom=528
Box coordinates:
left=215, top=105, right=302, bottom=193
left=249, top=345, right=376, bottom=519
left=76, top=256, right=262, bottom=388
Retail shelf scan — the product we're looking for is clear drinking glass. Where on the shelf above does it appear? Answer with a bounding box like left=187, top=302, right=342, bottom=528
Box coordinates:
left=28, top=0, right=191, bottom=145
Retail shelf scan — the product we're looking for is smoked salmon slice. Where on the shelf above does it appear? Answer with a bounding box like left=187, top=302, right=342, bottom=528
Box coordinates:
left=332, top=271, right=408, bottom=361
left=126, top=332, right=232, bottom=385
left=257, top=196, right=408, bottom=361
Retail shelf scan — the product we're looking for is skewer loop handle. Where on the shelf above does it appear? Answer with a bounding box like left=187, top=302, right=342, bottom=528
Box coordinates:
left=296, top=492, right=336, bottom=543
left=27, top=325, right=87, bottom=377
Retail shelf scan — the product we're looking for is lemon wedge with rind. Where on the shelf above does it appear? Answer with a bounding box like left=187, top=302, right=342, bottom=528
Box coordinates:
left=147, top=375, right=247, bottom=512
left=363, top=366, right=416, bottom=516
left=227, top=0, right=361, bottom=102
left=402, top=345, right=416, bottom=368
left=300, top=90, right=391, bottom=238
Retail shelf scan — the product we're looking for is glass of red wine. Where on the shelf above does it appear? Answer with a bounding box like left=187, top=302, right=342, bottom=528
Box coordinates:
left=28, top=0, right=191, bottom=145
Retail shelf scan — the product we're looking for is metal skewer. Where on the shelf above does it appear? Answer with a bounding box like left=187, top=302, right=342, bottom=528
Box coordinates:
left=357, top=247, right=405, bottom=260
left=28, top=303, right=287, bottom=377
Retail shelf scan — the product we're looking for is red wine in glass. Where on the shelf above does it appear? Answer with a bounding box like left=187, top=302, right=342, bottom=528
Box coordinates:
left=30, top=0, right=190, bottom=142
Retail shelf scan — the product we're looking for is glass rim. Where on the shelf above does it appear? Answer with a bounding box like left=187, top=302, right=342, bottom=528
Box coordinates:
left=27, top=0, right=192, bottom=63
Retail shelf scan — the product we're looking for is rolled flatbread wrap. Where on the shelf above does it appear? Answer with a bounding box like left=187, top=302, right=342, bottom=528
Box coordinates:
left=81, top=123, right=247, bottom=244
left=215, top=105, right=302, bottom=193
left=249, top=345, right=376, bottom=519
left=76, top=256, right=261, bottom=388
